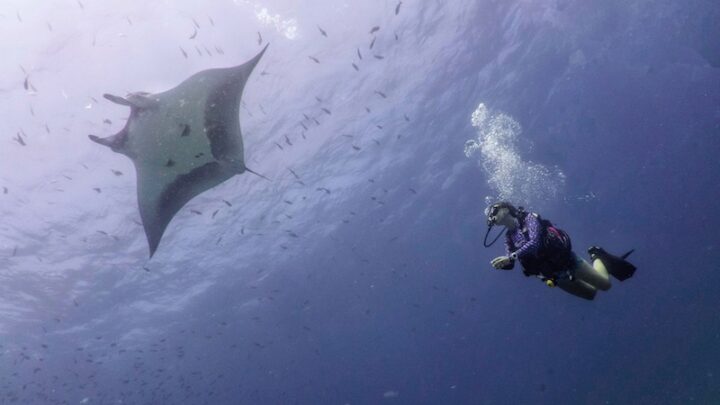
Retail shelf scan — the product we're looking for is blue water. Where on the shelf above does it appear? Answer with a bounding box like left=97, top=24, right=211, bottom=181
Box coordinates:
left=1, top=0, right=719, bottom=404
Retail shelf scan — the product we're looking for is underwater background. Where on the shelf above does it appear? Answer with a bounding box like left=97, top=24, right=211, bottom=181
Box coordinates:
left=1, top=0, right=719, bottom=403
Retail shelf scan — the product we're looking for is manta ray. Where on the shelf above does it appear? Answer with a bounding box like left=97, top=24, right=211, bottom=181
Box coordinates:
left=90, top=45, right=268, bottom=257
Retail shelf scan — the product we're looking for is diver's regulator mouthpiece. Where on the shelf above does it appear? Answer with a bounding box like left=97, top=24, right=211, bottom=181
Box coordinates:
left=483, top=203, right=505, bottom=247
left=486, top=204, right=501, bottom=226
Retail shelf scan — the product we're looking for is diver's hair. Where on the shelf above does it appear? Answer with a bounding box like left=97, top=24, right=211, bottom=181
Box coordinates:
left=490, top=201, right=524, bottom=218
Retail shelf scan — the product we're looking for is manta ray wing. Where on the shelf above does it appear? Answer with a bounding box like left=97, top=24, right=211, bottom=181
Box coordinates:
left=90, top=44, right=268, bottom=257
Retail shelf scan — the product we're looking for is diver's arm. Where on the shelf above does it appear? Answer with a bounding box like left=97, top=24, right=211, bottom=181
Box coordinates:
left=509, top=214, right=542, bottom=260
left=490, top=236, right=515, bottom=270
left=491, top=256, right=514, bottom=270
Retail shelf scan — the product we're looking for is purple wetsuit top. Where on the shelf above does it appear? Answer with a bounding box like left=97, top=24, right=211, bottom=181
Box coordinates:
left=505, top=213, right=542, bottom=259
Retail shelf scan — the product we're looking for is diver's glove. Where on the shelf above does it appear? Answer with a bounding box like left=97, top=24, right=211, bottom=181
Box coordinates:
left=491, top=256, right=514, bottom=270
left=544, top=278, right=556, bottom=288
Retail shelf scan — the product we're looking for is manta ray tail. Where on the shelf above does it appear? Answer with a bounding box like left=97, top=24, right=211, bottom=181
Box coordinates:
left=245, top=167, right=271, bottom=181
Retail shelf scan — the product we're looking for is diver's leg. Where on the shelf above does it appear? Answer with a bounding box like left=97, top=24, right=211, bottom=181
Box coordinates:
left=556, top=278, right=597, bottom=300
left=574, top=257, right=611, bottom=291
left=588, top=247, right=637, bottom=281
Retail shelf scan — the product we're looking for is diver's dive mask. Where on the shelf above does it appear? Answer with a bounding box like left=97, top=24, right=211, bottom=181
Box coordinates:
left=487, top=204, right=501, bottom=226
left=483, top=203, right=506, bottom=247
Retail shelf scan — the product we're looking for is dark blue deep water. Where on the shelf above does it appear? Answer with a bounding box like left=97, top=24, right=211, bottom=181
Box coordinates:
left=0, top=0, right=719, bottom=404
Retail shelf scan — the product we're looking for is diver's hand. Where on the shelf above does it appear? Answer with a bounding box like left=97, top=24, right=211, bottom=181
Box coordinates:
left=491, top=256, right=513, bottom=270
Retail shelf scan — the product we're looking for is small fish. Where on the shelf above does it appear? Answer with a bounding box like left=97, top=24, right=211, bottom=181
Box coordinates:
left=365, top=106, right=371, bottom=113
left=2, top=187, right=7, bottom=194
left=284, top=200, right=293, bottom=205
left=372, top=139, right=380, bottom=146
left=14, top=133, right=26, bottom=146
left=342, top=134, right=354, bottom=138
left=212, top=209, right=219, bottom=219
left=300, top=122, right=308, bottom=130
left=357, top=48, right=363, bottom=60
left=374, top=55, right=384, bottom=60
left=257, top=32, right=262, bottom=45
left=395, top=32, right=399, bottom=41
left=23, top=77, right=29, bottom=90
left=313, top=118, right=320, bottom=125
left=404, top=114, right=410, bottom=122
left=409, top=188, right=417, bottom=194
left=370, top=26, right=380, bottom=34
left=165, top=159, right=175, bottom=167
left=126, top=16, right=133, bottom=25
left=179, top=46, right=188, bottom=58
left=374, top=90, right=387, bottom=98
left=46, top=22, right=53, bottom=32
left=369, top=37, right=376, bottom=49
left=223, top=200, right=232, bottom=207
left=190, top=210, right=202, bottom=215
left=192, top=17, right=200, bottom=28
left=180, top=124, right=190, bottom=137
left=93, top=187, right=101, bottom=193
left=274, top=142, right=284, bottom=150
left=288, top=168, right=301, bottom=180
left=321, top=108, right=331, bottom=115
left=284, top=135, right=293, bottom=146
left=303, top=113, right=311, bottom=120
left=308, top=56, right=320, bottom=64
left=208, top=16, right=215, bottom=26
left=189, top=28, right=197, bottom=39
left=352, top=145, right=361, bottom=151
left=143, top=266, right=150, bottom=272
left=395, top=1, right=402, bottom=15
left=352, top=63, right=359, bottom=71
left=103, top=118, right=112, bottom=125
left=315, top=96, right=324, bottom=102
left=111, top=169, right=123, bottom=176
left=316, top=187, right=331, bottom=194
left=317, top=25, right=327, bottom=37
left=77, top=0, right=84, bottom=9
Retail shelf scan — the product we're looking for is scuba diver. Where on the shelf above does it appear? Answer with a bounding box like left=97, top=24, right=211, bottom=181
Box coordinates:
left=484, top=201, right=636, bottom=300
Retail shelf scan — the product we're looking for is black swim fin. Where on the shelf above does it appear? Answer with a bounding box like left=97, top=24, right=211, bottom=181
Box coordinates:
left=588, top=246, right=637, bottom=281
